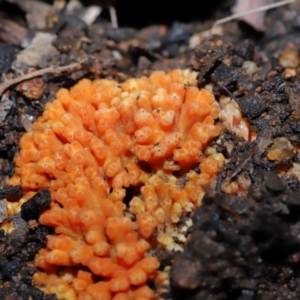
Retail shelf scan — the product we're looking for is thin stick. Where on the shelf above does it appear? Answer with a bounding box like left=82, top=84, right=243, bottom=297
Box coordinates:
left=0, top=56, right=94, bottom=96
left=217, top=82, right=238, bottom=102
left=109, top=6, right=118, bottom=29
left=213, top=0, right=296, bottom=28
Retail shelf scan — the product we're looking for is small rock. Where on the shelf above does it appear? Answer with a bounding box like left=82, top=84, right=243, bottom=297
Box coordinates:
left=267, top=137, right=294, bottom=161
left=0, top=95, right=13, bottom=123
left=210, top=62, right=237, bottom=87
left=238, top=92, right=267, bottom=118
left=279, top=48, right=300, bottom=69
left=284, top=68, right=296, bottom=79
left=14, top=32, right=60, bottom=69
left=264, top=171, right=286, bottom=193
left=242, top=61, right=258, bottom=75
left=11, top=212, right=27, bottom=230
left=0, top=185, right=23, bottom=199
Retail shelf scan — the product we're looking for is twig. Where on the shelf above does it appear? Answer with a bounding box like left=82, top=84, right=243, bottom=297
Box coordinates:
left=0, top=56, right=94, bottom=96
left=213, top=0, right=296, bottom=28
left=225, top=154, right=253, bottom=182
left=217, top=82, right=238, bottom=102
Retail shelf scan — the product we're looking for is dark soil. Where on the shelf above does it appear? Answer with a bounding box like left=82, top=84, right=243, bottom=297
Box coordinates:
left=1, top=0, right=300, bottom=299
left=171, top=172, right=300, bottom=300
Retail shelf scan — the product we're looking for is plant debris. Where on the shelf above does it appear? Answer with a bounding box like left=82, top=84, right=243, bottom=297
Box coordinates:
left=0, top=57, right=93, bottom=95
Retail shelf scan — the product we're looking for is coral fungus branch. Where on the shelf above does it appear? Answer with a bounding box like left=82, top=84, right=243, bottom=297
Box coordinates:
left=8, top=69, right=224, bottom=299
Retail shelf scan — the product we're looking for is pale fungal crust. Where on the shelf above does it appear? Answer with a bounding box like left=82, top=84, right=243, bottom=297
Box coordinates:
left=8, top=69, right=225, bottom=299
left=219, top=96, right=252, bottom=141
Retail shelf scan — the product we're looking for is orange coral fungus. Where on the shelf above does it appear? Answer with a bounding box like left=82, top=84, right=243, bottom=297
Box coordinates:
left=9, top=69, right=223, bottom=299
